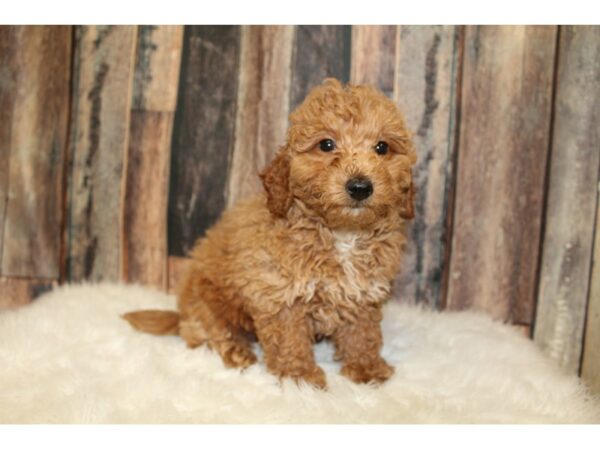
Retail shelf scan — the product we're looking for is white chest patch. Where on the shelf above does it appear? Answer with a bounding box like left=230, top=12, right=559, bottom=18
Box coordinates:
left=332, top=230, right=359, bottom=258
left=332, top=231, right=360, bottom=277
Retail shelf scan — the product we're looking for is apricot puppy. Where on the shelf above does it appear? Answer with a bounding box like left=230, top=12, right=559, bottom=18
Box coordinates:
left=124, top=79, right=417, bottom=389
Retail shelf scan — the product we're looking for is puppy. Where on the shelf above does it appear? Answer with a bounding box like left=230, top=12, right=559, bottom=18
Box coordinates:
left=124, top=78, right=416, bottom=389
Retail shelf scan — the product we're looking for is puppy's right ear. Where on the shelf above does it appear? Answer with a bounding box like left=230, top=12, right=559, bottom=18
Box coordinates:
left=260, top=150, right=292, bottom=218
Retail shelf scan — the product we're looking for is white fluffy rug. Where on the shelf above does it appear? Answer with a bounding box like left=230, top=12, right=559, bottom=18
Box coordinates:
left=0, top=283, right=598, bottom=424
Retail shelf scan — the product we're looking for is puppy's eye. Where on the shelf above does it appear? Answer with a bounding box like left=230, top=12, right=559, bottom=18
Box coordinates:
left=375, top=141, right=389, bottom=155
left=319, top=139, right=336, bottom=152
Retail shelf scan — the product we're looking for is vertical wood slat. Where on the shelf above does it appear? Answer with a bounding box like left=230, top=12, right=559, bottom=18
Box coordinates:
left=0, top=26, right=72, bottom=279
left=583, top=182, right=600, bottom=392
left=167, top=26, right=241, bottom=257
left=391, top=26, right=462, bottom=308
left=226, top=25, right=294, bottom=207
left=290, top=25, right=352, bottom=110
left=534, top=26, right=600, bottom=375
left=66, top=26, right=137, bottom=282
left=131, top=26, right=183, bottom=113
left=122, top=26, right=184, bottom=289
left=123, top=112, right=176, bottom=289
left=0, top=27, right=16, bottom=276
left=350, top=26, right=397, bottom=97
left=0, top=277, right=57, bottom=309
left=447, top=26, right=557, bottom=322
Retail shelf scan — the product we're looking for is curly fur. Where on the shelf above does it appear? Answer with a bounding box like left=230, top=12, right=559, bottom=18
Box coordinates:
left=124, top=79, right=417, bottom=388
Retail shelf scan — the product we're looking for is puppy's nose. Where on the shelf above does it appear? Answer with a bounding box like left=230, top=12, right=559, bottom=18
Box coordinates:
left=345, top=178, right=373, bottom=201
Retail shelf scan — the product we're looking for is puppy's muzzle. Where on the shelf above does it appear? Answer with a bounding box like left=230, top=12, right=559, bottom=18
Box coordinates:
left=345, top=178, right=373, bottom=201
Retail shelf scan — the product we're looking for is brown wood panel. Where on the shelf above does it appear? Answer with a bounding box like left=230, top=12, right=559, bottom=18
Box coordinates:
left=0, top=26, right=71, bottom=278
left=447, top=26, right=557, bottom=322
left=534, top=26, right=600, bottom=375
left=0, top=277, right=57, bottom=309
left=583, top=192, right=600, bottom=393
left=350, top=25, right=397, bottom=96
left=226, top=25, right=294, bottom=207
left=290, top=25, right=351, bottom=110
left=122, top=112, right=174, bottom=289
left=168, top=26, right=241, bottom=257
left=132, top=25, right=184, bottom=112
left=168, top=256, right=190, bottom=294
left=122, top=26, right=184, bottom=289
left=0, top=27, right=18, bottom=274
left=392, top=26, right=462, bottom=308
left=66, top=26, right=137, bottom=282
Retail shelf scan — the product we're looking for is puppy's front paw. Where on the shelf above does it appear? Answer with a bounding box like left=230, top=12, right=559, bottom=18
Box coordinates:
left=294, top=365, right=327, bottom=390
left=341, top=358, right=394, bottom=385
left=222, top=343, right=257, bottom=369
left=279, top=365, right=327, bottom=390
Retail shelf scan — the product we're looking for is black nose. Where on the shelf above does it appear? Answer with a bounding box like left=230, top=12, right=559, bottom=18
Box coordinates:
left=345, top=178, right=373, bottom=201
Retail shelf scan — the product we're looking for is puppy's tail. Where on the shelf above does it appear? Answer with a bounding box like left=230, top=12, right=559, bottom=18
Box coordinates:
left=122, top=310, right=180, bottom=336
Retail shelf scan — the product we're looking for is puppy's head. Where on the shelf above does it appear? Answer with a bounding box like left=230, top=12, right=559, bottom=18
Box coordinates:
left=261, top=78, right=416, bottom=229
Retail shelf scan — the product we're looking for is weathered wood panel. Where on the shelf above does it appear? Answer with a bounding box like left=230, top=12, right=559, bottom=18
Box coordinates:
left=447, top=26, right=557, bottom=322
left=350, top=25, right=397, bottom=97
left=0, top=277, right=56, bottom=309
left=226, top=25, right=294, bottom=207
left=0, top=26, right=71, bottom=279
left=534, top=26, right=600, bottom=374
left=132, top=25, right=184, bottom=113
left=122, top=26, right=183, bottom=289
left=122, top=112, right=174, bottom=289
left=0, top=27, right=18, bottom=276
left=66, top=26, right=137, bottom=281
left=290, top=25, right=351, bottom=110
left=168, top=26, right=241, bottom=257
left=583, top=193, right=600, bottom=393
left=392, top=26, right=462, bottom=308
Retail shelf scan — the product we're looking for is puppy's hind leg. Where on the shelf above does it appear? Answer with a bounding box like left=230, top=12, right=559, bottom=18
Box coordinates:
left=179, top=279, right=257, bottom=370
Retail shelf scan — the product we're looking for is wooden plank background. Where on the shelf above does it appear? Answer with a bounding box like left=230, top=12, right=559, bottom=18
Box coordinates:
left=392, top=25, right=462, bottom=308
left=534, top=26, right=600, bottom=373
left=1, top=25, right=599, bottom=394
left=0, top=26, right=71, bottom=279
left=122, top=25, right=184, bottom=290
left=66, top=25, right=137, bottom=282
left=447, top=26, right=556, bottom=325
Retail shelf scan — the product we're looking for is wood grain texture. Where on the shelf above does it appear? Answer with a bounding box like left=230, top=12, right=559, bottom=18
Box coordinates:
left=0, top=277, right=57, bottom=309
left=583, top=186, right=600, bottom=393
left=122, top=25, right=184, bottom=289
left=0, top=26, right=71, bottom=278
left=132, top=25, right=184, bottom=112
left=392, top=26, right=462, bottom=308
left=122, top=112, right=174, bottom=289
left=0, top=27, right=18, bottom=276
left=350, top=25, right=397, bottom=97
left=167, top=256, right=190, bottom=294
left=290, top=25, right=351, bottom=110
left=168, top=26, right=241, bottom=257
left=534, top=26, right=600, bottom=374
left=226, top=25, right=294, bottom=207
left=447, top=26, right=557, bottom=322
left=66, top=26, right=137, bottom=282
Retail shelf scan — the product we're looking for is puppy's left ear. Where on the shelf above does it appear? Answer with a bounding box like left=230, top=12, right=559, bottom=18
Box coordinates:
left=399, top=179, right=415, bottom=220
left=260, top=150, right=292, bottom=218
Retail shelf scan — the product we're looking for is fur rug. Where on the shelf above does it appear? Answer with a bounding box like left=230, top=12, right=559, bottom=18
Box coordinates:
left=0, top=283, right=598, bottom=424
